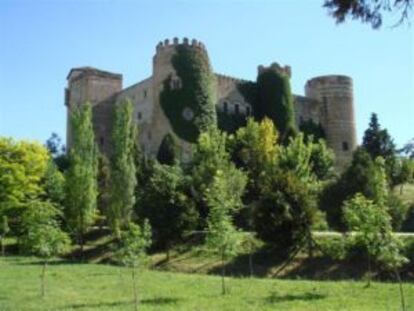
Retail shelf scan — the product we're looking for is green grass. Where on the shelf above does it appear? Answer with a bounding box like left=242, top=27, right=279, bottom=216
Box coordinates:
left=0, top=256, right=413, bottom=311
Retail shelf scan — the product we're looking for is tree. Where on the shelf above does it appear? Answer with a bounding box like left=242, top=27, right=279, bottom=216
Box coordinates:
left=205, top=170, right=245, bottom=295
left=0, top=138, right=49, bottom=216
left=400, top=138, right=414, bottom=159
left=45, top=133, right=69, bottom=172
left=229, top=118, right=280, bottom=229
left=394, top=158, right=414, bottom=194
left=20, top=200, right=71, bottom=297
left=137, top=163, right=198, bottom=259
left=42, top=160, right=65, bottom=207
left=253, top=169, right=317, bottom=253
left=97, top=155, right=111, bottom=221
left=362, top=113, right=398, bottom=185
left=309, top=139, right=336, bottom=181
left=157, top=133, right=178, bottom=165
left=323, top=0, right=412, bottom=29
left=256, top=67, right=296, bottom=143
left=65, top=104, right=98, bottom=252
left=343, top=193, right=408, bottom=310
left=191, top=128, right=246, bottom=229
left=115, top=221, right=151, bottom=311
left=0, top=215, right=9, bottom=256
left=320, top=148, right=382, bottom=229
left=108, top=99, right=138, bottom=238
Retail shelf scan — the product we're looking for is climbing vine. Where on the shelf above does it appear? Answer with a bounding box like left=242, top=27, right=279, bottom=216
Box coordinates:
left=160, top=45, right=217, bottom=143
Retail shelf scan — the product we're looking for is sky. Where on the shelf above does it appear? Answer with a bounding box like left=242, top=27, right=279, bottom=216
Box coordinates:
left=0, top=0, right=413, bottom=148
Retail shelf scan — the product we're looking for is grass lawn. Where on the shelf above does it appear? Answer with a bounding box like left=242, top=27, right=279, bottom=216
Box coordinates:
left=0, top=256, right=413, bottom=311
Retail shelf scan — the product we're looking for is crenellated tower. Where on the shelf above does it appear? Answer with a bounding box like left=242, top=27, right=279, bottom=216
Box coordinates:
left=150, top=37, right=212, bottom=158
left=305, top=75, right=357, bottom=168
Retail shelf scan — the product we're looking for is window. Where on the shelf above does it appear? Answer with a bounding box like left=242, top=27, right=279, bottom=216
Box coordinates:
left=99, top=137, right=104, bottom=147
left=342, top=141, right=349, bottom=151
left=143, top=89, right=147, bottom=99
left=137, top=112, right=142, bottom=120
left=235, top=104, right=239, bottom=115
left=246, top=106, right=251, bottom=116
left=148, top=131, right=152, bottom=140
left=223, top=101, right=228, bottom=114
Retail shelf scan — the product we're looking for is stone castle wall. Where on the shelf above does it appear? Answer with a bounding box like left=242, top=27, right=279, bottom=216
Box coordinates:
left=65, top=39, right=357, bottom=168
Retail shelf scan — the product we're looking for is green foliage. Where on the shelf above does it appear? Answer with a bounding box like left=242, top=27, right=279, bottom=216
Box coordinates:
left=0, top=137, right=50, bottom=215
left=343, top=193, right=408, bottom=276
left=230, top=118, right=279, bottom=210
left=0, top=215, right=9, bottom=255
left=65, top=103, right=98, bottom=245
left=45, top=132, right=69, bottom=172
left=97, top=154, right=111, bottom=218
left=108, top=99, right=138, bottom=237
left=362, top=113, right=398, bottom=186
left=191, top=128, right=246, bottom=225
left=309, top=139, right=336, bottom=181
left=253, top=169, right=317, bottom=251
left=157, top=133, right=178, bottom=165
left=256, top=68, right=296, bottom=142
left=19, top=200, right=70, bottom=256
left=114, top=221, right=151, bottom=311
left=115, top=221, right=152, bottom=268
left=299, top=119, right=326, bottom=142
left=317, top=236, right=348, bottom=260
left=387, top=194, right=409, bottom=231
left=42, top=160, right=65, bottom=207
left=320, top=148, right=384, bottom=229
left=205, top=170, right=245, bottom=295
left=137, top=163, right=198, bottom=252
left=217, top=110, right=247, bottom=134
left=160, top=45, right=217, bottom=142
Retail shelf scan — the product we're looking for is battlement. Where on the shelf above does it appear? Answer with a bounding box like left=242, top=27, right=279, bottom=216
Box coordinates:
left=215, top=73, right=250, bottom=85
left=67, top=66, right=122, bottom=82
left=155, top=37, right=206, bottom=53
left=258, top=62, right=292, bottom=78
left=305, top=75, right=352, bottom=88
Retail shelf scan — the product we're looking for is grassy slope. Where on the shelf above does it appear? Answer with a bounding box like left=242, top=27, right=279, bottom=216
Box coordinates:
left=0, top=256, right=413, bottom=311
left=395, top=183, right=414, bottom=205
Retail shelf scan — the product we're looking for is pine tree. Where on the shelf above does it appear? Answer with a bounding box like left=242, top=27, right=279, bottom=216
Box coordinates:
left=65, top=104, right=98, bottom=253
left=108, top=99, right=138, bottom=237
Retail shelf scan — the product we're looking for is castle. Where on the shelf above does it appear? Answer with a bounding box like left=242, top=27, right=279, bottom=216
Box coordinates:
left=65, top=37, right=357, bottom=168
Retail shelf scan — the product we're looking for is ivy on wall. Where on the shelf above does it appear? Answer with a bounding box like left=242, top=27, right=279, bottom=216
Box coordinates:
left=217, top=110, right=247, bottom=134
left=256, top=69, right=297, bottom=142
left=160, top=45, right=217, bottom=143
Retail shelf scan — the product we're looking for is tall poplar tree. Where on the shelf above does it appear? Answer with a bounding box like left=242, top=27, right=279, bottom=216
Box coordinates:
left=65, top=103, right=98, bottom=252
left=108, top=99, right=138, bottom=237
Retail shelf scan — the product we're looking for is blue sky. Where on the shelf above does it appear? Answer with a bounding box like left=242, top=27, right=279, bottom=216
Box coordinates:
left=0, top=0, right=413, bottom=148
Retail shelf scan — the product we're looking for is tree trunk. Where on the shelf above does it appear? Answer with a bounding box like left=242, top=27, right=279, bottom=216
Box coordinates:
left=0, top=237, right=4, bottom=256
left=132, top=266, right=139, bottom=311
left=307, top=231, right=314, bottom=259
left=395, top=269, right=406, bottom=311
left=221, top=248, right=226, bottom=295
left=367, top=254, right=372, bottom=287
left=249, top=252, right=253, bottom=278
left=41, top=260, right=47, bottom=298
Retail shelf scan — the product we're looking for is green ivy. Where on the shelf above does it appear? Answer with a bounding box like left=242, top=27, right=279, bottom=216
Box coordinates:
left=217, top=110, right=247, bottom=134
left=160, top=45, right=217, bottom=143
left=256, top=69, right=296, bottom=142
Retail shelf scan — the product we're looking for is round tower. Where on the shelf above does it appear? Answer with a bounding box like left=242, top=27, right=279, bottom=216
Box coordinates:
left=305, top=75, right=357, bottom=169
left=150, top=37, right=213, bottom=159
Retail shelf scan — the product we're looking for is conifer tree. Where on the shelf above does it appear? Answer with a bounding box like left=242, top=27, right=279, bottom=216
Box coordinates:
left=65, top=104, right=98, bottom=252
left=108, top=99, right=138, bottom=237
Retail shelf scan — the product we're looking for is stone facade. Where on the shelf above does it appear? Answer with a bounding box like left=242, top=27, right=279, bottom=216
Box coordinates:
left=65, top=38, right=357, bottom=168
